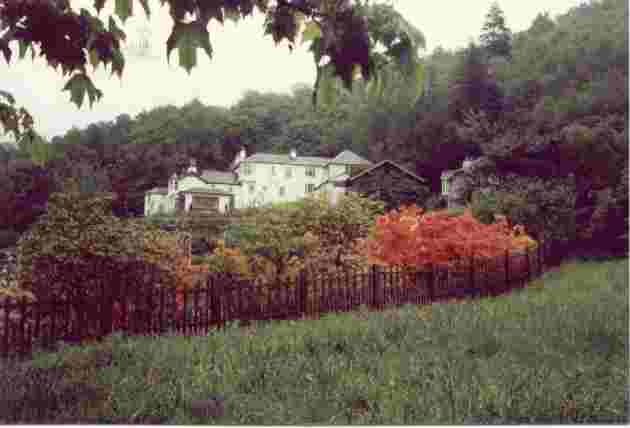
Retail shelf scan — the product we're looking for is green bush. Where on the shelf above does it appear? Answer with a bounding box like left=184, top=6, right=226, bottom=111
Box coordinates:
left=16, top=192, right=191, bottom=302
left=222, top=222, right=259, bottom=249
left=470, top=175, right=577, bottom=243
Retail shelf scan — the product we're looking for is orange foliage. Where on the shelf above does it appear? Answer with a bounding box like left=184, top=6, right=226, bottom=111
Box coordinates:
left=366, top=205, right=535, bottom=269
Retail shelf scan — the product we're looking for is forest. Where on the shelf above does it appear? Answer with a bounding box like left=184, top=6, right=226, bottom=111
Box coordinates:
left=0, top=0, right=628, bottom=258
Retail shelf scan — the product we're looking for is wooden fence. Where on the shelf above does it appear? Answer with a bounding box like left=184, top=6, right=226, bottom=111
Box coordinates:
left=0, top=241, right=552, bottom=360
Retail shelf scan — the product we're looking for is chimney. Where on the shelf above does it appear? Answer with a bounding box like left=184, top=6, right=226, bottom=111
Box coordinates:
left=232, top=147, right=247, bottom=170
left=289, top=148, right=297, bottom=160
left=187, top=158, right=198, bottom=174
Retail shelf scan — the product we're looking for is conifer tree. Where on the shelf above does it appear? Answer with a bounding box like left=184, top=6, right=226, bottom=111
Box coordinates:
left=480, top=2, right=513, bottom=60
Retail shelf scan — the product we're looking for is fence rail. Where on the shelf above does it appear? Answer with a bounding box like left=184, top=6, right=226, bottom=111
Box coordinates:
left=1, top=241, right=552, bottom=360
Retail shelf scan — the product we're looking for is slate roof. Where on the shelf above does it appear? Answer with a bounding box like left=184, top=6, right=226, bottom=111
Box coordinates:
left=199, top=169, right=240, bottom=185
left=241, top=150, right=371, bottom=167
left=347, top=160, right=428, bottom=184
left=329, top=150, right=372, bottom=165
left=242, top=153, right=331, bottom=166
left=180, top=187, right=233, bottom=196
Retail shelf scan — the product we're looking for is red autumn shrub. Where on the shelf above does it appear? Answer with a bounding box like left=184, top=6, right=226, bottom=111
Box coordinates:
left=365, top=205, right=539, bottom=292
left=366, top=205, right=517, bottom=269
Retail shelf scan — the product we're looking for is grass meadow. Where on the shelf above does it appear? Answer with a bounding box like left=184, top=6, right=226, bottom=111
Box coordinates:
left=0, top=257, right=628, bottom=424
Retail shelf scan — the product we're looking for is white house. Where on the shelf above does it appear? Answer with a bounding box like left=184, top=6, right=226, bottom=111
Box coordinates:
left=144, top=148, right=372, bottom=216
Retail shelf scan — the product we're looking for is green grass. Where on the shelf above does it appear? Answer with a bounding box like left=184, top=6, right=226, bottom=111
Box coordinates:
left=1, top=258, right=628, bottom=424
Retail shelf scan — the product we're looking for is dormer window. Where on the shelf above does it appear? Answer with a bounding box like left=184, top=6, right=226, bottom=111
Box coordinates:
left=441, top=177, right=449, bottom=195
left=169, top=173, right=178, bottom=193
left=289, top=148, right=297, bottom=160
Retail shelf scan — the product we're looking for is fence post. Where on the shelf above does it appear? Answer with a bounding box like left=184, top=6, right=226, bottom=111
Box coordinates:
left=469, top=253, right=475, bottom=292
left=427, top=264, right=435, bottom=302
left=100, top=279, right=113, bottom=338
left=525, top=246, right=531, bottom=283
left=298, top=269, right=308, bottom=317
left=505, top=249, right=510, bottom=288
left=213, top=274, right=223, bottom=329
left=370, top=264, right=381, bottom=309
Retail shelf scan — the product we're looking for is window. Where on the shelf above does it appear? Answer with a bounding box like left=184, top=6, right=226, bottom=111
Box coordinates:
left=285, top=167, right=292, bottom=178
left=279, top=186, right=285, bottom=197
left=271, top=166, right=276, bottom=176
left=305, top=166, right=316, bottom=177
left=243, top=164, right=253, bottom=175
left=441, top=179, right=449, bottom=195
left=345, top=165, right=351, bottom=175
left=248, top=183, right=255, bottom=193
left=306, top=183, right=315, bottom=193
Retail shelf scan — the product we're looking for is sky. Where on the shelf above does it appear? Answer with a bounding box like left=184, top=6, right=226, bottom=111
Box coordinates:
left=2, top=0, right=585, bottom=141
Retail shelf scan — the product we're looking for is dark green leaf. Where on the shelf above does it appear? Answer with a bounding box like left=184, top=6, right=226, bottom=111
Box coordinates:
left=0, top=40, right=11, bottom=64
left=137, top=0, right=151, bottom=18
left=88, top=49, right=99, bottom=69
left=301, top=21, right=321, bottom=44
left=166, top=22, right=212, bottom=73
left=18, top=39, right=30, bottom=60
left=178, top=37, right=196, bottom=74
left=62, top=74, right=103, bottom=109
left=63, top=74, right=86, bottom=108
left=110, top=49, right=125, bottom=77
left=109, top=16, right=127, bottom=42
left=115, top=0, right=133, bottom=23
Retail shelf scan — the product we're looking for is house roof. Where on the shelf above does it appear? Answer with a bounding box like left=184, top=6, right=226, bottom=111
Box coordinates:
left=200, top=169, right=240, bottom=185
left=347, top=160, right=428, bottom=184
left=240, top=150, right=371, bottom=167
left=329, top=150, right=372, bottom=165
left=180, top=187, right=233, bottom=196
left=241, top=153, right=332, bottom=166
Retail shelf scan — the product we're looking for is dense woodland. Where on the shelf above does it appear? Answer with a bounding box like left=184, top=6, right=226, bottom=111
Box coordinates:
left=0, top=0, right=628, bottom=257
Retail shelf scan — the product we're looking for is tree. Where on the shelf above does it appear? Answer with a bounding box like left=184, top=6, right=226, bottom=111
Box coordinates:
left=448, top=43, right=505, bottom=122
left=480, top=2, right=512, bottom=60
left=0, top=0, right=416, bottom=140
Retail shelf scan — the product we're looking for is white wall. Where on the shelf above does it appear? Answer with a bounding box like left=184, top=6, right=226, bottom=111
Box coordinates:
left=184, top=193, right=193, bottom=211
left=146, top=157, right=364, bottom=215
left=328, top=164, right=347, bottom=179
left=235, top=162, right=328, bottom=208
left=145, top=193, right=173, bottom=216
